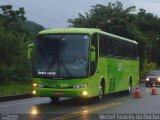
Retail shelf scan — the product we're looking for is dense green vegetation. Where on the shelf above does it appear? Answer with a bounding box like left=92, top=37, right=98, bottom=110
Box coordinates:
left=0, top=5, right=44, bottom=90
left=0, top=81, right=31, bottom=96
left=68, top=1, right=160, bottom=78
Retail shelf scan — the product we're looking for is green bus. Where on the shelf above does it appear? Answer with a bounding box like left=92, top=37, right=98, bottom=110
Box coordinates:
left=28, top=28, right=139, bottom=103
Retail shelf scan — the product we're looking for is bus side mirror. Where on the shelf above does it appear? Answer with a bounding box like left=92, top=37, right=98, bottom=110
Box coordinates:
left=27, top=43, right=34, bottom=60
left=90, top=46, right=96, bottom=62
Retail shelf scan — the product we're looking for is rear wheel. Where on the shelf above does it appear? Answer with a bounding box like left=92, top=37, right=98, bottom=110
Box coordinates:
left=50, top=97, right=59, bottom=103
left=125, top=79, right=132, bottom=94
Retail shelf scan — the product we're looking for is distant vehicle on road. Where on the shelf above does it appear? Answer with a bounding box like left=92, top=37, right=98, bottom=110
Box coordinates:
left=145, top=70, right=160, bottom=87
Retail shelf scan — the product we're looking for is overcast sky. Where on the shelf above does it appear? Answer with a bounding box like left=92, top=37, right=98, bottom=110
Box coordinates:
left=0, top=0, right=160, bottom=28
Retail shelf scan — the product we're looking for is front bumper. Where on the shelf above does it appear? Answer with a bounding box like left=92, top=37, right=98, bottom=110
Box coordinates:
left=146, top=80, right=160, bottom=85
left=32, top=87, right=93, bottom=98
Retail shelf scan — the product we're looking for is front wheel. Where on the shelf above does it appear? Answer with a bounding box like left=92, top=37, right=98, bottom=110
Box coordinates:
left=50, top=97, right=59, bottom=103
left=95, top=83, right=104, bottom=102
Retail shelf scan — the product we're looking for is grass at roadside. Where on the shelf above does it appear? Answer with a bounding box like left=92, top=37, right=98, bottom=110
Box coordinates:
left=0, top=81, right=32, bottom=97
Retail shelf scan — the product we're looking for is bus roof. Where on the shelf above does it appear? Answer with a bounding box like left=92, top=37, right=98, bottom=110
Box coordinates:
left=39, top=28, right=138, bottom=44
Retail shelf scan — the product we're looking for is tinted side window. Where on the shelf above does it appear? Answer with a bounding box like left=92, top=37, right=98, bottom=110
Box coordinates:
left=99, top=35, right=105, bottom=56
left=99, top=34, right=138, bottom=59
left=90, top=33, right=98, bottom=76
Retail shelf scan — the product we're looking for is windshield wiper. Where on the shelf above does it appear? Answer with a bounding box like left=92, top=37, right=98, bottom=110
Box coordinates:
left=58, top=39, right=72, bottom=78
left=46, top=39, right=72, bottom=78
left=46, top=55, right=58, bottom=73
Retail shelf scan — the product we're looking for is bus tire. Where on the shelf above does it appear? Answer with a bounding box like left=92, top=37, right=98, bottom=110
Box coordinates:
left=50, top=97, right=59, bottom=103
left=125, top=79, right=132, bottom=95
left=96, top=81, right=105, bottom=102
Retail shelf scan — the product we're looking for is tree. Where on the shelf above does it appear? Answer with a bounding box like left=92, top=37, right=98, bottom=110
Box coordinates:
left=0, top=5, right=44, bottom=84
left=68, top=1, right=136, bottom=37
left=0, top=5, right=26, bottom=26
left=68, top=1, right=160, bottom=77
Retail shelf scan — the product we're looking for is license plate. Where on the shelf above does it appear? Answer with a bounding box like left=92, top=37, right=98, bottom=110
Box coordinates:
left=54, top=92, right=62, bottom=96
left=150, top=78, right=156, bottom=82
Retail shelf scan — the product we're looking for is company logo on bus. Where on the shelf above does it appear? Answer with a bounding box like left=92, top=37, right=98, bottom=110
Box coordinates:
left=56, top=83, right=69, bottom=88
left=118, top=62, right=123, bottom=71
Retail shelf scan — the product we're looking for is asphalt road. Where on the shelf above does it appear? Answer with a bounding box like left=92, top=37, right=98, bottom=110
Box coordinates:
left=0, top=84, right=160, bottom=120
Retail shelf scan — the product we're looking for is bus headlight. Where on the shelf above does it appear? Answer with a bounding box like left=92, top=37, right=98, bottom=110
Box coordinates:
left=32, top=83, right=44, bottom=88
left=32, top=90, right=36, bottom=95
left=73, top=84, right=88, bottom=88
left=82, top=91, right=88, bottom=96
left=32, top=83, right=37, bottom=87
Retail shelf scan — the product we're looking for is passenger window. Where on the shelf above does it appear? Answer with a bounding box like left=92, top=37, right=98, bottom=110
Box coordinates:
left=90, top=33, right=98, bottom=76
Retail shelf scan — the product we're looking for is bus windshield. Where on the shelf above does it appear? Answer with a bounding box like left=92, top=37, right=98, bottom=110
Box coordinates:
left=33, top=34, right=90, bottom=79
